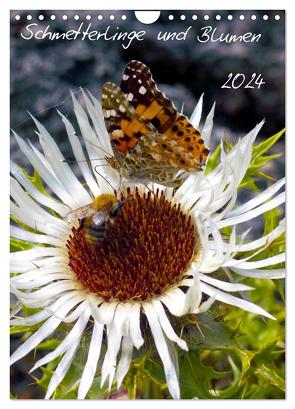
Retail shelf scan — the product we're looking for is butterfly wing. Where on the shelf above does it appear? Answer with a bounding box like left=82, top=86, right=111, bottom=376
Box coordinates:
left=120, top=60, right=210, bottom=170
left=102, top=60, right=210, bottom=185
left=101, top=82, right=155, bottom=154
left=120, top=60, right=177, bottom=133
left=151, top=115, right=210, bottom=170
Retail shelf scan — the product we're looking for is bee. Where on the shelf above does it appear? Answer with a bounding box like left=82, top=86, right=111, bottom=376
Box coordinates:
left=65, top=194, right=125, bottom=246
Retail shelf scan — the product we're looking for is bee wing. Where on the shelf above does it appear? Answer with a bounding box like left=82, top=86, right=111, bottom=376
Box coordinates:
left=64, top=203, right=95, bottom=223
left=92, top=206, right=111, bottom=226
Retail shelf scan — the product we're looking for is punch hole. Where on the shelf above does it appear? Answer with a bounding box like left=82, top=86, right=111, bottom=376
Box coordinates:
left=134, top=11, right=161, bottom=24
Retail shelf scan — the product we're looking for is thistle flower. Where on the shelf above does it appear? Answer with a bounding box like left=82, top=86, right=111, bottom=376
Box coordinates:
left=10, top=92, right=285, bottom=399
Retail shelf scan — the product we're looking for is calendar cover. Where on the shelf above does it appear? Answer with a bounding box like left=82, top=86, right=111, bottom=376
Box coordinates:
left=10, top=10, right=285, bottom=400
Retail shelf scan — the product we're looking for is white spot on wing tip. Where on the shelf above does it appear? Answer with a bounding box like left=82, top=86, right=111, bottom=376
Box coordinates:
left=139, top=86, right=147, bottom=95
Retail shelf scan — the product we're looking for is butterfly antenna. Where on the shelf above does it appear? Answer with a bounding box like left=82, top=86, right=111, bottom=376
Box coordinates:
left=83, top=138, right=114, bottom=159
left=94, top=166, right=117, bottom=193
left=61, top=158, right=106, bottom=164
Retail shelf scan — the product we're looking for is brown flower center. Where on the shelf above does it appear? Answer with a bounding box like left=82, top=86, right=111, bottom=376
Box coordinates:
left=67, top=189, right=199, bottom=302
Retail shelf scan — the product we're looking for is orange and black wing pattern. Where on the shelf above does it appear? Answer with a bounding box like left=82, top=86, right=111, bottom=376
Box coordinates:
left=102, top=60, right=210, bottom=173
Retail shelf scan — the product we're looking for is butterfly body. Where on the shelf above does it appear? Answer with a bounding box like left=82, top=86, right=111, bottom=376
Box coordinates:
left=102, top=60, right=210, bottom=187
left=65, top=194, right=125, bottom=246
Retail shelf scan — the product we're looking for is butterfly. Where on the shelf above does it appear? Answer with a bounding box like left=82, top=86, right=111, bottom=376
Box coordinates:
left=101, top=60, right=210, bottom=187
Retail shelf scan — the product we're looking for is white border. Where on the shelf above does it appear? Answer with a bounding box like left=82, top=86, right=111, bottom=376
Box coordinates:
left=1, top=0, right=294, bottom=408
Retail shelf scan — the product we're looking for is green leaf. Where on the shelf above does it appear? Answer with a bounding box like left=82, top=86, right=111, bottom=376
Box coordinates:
left=179, top=349, right=232, bottom=398
left=252, top=129, right=285, bottom=158
left=10, top=237, right=34, bottom=252
left=240, top=128, right=285, bottom=191
left=181, top=313, right=237, bottom=350
left=255, top=364, right=285, bottom=392
left=205, top=145, right=221, bottom=175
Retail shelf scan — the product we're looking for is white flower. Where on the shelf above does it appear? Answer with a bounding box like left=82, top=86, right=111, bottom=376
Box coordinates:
left=10, top=91, right=285, bottom=400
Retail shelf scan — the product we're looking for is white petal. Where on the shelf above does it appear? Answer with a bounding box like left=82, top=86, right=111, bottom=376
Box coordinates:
left=82, top=90, right=113, bottom=157
left=10, top=291, right=78, bottom=325
left=72, top=93, right=118, bottom=193
left=100, top=303, right=131, bottom=389
left=209, top=121, right=265, bottom=180
left=217, top=192, right=285, bottom=229
left=231, top=219, right=285, bottom=252
left=225, top=253, right=285, bottom=269
left=100, top=323, right=122, bottom=389
left=144, top=303, right=180, bottom=399
left=62, top=299, right=89, bottom=323
left=11, top=281, right=77, bottom=303
left=10, top=309, right=50, bottom=326
left=13, top=131, right=76, bottom=208
left=10, top=294, right=82, bottom=365
left=11, top=273, right=70, bottom=290
left=202, top=102, right=215, bottom=145
left=58, top=110, right=101, bottom=197
left=10, top=201, right=65, bottom=238
left=190, top=93, right=204, bottom=129
left=10, top=258, right=65, bottom=273
left=230, top=267, right=285, bottom=279
left=10, top=247, right=61, bottom=261
left=11, top=263, right=67, bottom=283
left=183, top=273, right=202, bottom=313
left=128, top=303, right=144, bottom=349
left=200, top=282, right=274, bottom=319
left=45, top=338, right=80, bottom=399
left=159, top=287, right=186, bottom=317
left=229, top=178, right=285, bottom=217
left=115, top=336, right=133, bottom=388
left=193, top=296, right=215, bottom=314
left=199, top=273, right=253, bottom=292
left=30, top=308, right=90, bottom=372
left=99, top=301, right=118, bottom=324
left=31, top=115, right=92, bottom=206
left=10, top=160, right=69, bottom=216
left=10, top=226, right=63, bottom=247
left=78, top=321, right=104, bottom=399
left=152, top=300, right=188, bottom=351
left=11, top=177, right=67, bottom=228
